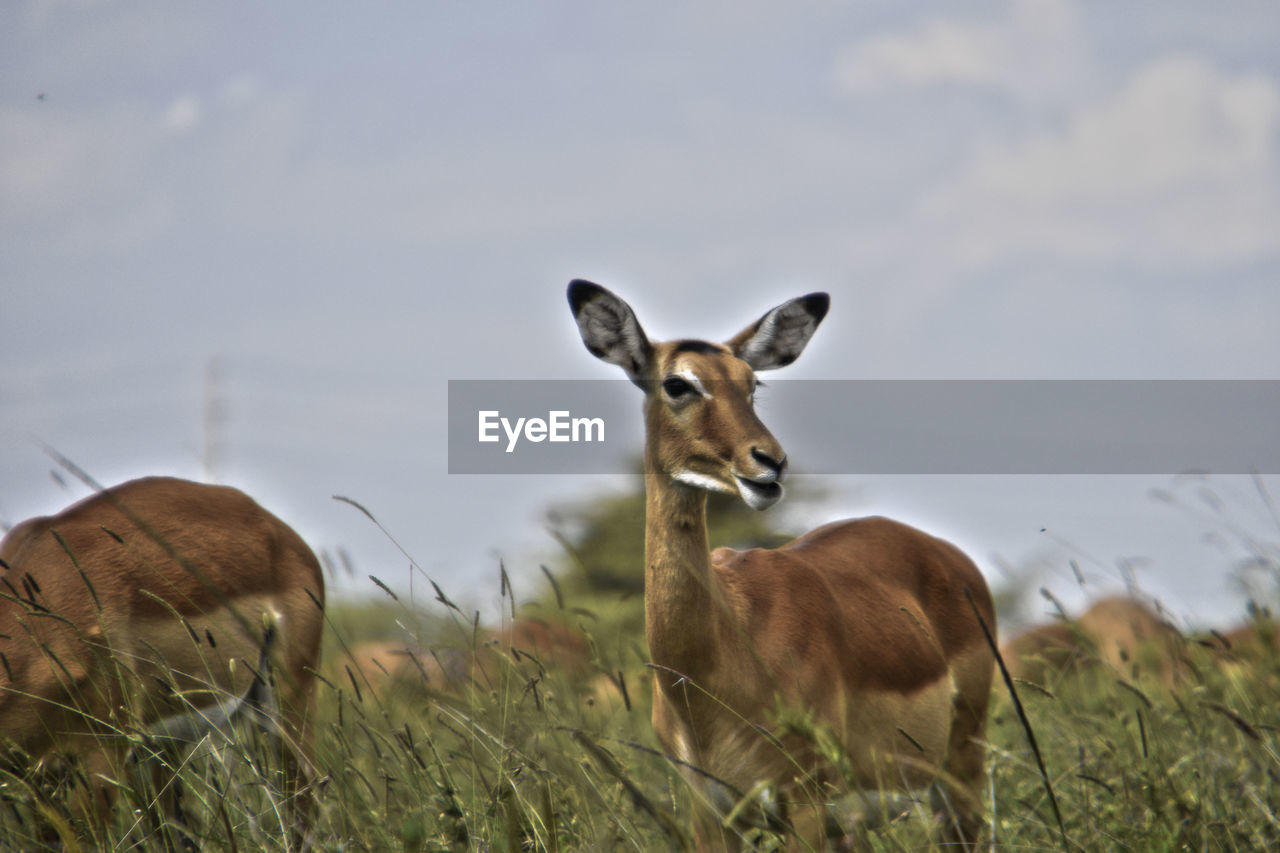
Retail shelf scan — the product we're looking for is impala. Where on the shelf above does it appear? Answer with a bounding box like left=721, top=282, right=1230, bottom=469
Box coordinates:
left=999, top=620, right=1084, bottom=686
left=1075, top=596, right=1183, bottom=686
left=1002, top=596, right=1185, bottom=688
left=339, top=618, right=592, bottom=700
left=1220, top=618, right=1280, bottom=659
left=567, top=280, right=996, bottom=849
left=0, top=476, right=325, bottom=847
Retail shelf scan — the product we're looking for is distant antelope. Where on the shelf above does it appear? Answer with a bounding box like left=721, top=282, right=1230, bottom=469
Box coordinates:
left=1076, top=596, right=1183, bottom=685
left=1001, top=596, right=1186, bottom=688
left=0, top=476, right=324, bottom=847
left=567, top=280, right=996, bottom=849
left=340, top=619, right=591, bottom=701
left=999, top=620, right=1085, bottom=686
left=1219, top=618, right=1280, bottom=658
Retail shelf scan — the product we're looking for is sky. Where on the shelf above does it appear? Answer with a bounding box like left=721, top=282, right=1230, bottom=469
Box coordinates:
left=3, top=0, right=1279, bottom=631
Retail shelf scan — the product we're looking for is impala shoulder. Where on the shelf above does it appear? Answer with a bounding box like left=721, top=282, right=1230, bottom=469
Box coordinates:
left=710, top=545, right=741, bottom=567
left=710, top=543, right=806, bottom=580
left=0, top=516, right=54, bottom=566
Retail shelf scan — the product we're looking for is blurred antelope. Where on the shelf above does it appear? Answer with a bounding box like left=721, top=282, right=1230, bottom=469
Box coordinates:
left=340, top=618, right=592, bottom=701
left=999, top=620, right=1085, bottom=686
left=568, top=280, right=996, bottom=849
left=1077, top=596, right=1183, bottom=684
left=1219, top=618, right=1280, bottom=658
left=1002, top=596, right=1185, bottom=687
left=0, top=476, right=325, bottom=847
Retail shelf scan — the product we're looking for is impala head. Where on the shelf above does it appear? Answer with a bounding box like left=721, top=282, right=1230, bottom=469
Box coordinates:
left=567, top=279, right=829, bottom=511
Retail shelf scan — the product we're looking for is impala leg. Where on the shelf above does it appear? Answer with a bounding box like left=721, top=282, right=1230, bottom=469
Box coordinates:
left=280, top=588, right=323, bottom=851
left=934, top=651, right=993, bottom=849
left=74, top=745, right=132, bottom=840
left=690, top=798, right=739, bottom=852
left=133, top=748, right=197, bottom=853
left=784, top=802, right=833, bottom=852
left=279, top=705, right=318, bottom=852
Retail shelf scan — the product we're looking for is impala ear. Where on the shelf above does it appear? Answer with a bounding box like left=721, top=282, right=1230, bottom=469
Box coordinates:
left=568, top=279, right=653, bottom=386
left=727, top=293, right=829, bottom=371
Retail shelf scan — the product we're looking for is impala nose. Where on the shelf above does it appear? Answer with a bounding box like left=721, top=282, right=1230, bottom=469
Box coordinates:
left=750, top=447, right=788, bottom=483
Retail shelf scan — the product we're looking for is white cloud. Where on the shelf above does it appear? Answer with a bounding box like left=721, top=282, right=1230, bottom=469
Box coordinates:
left=219, top=75, right=261, bottom=109
left=163, top=94, right=203, bottom=133
left=836, top=19, right=996, bottom=90
left=833, top=0, right=1086, bottom=101
left=915, top=56, right=1280, bottom=267
left=938, top=57, right=1279, bottom=204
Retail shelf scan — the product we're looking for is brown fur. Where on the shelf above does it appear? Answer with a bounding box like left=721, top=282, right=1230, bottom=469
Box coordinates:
left=1200, top=619, right=1280, bottom=683
left=1076, top=596, right=1182, bottom=685
left=1002, top=597, right=1185, bottom=688
left=649, top=484, right=994, bottom=849
left=1219, top=619, right=1280, bottom=657
left=339, top=641, right=428, bottom=697
left=460, top=618, right=594, bottom=693
left=340, top=619, right=592, bottom=700
left=483, top=618, right=591, bottom=680
left=0, top=476, right=324, bottom=842
left=999, top=621, right=1086, bottom=685
left=569, top=281, right=996, bottom=850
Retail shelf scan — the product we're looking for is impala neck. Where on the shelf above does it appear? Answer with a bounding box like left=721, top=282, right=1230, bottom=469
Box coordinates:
left=643, top=453, right=719, bottom=682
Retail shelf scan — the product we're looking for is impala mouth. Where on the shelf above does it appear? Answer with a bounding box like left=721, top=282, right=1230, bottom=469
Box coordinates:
left=735, top=476, right=783, bottom=511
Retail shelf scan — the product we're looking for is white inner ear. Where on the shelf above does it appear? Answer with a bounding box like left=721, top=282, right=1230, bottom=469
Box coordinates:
left=736, top=301, right=818, bottom=370
left=576, top=300, right=650, bottom=377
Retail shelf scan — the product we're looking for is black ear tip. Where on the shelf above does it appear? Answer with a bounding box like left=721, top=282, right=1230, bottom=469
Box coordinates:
left=567, top=279, right=604, bottom=312
left=802, top=292, right=830, bottom=322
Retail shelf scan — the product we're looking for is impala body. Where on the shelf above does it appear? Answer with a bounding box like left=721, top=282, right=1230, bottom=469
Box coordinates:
left=1003, top=596, right=1184, bottom=688
left=568, top=280, right=996, bottom=849
left=339, top=618, right=590, bottom=699
left=0, top=476, right=324, bottom=843
left=1075, top=596, right=1182, bottom=684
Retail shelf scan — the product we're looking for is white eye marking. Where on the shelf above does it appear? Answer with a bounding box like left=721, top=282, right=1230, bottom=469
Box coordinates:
left=676, top=369, right=711, bottom=399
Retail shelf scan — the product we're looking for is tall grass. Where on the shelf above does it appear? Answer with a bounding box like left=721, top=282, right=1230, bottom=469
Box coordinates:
left=6, top=546, right=1280, bottom=849
left=0, top=648, right=308, bottom=852
left=307, top=575, right=687, bottom=853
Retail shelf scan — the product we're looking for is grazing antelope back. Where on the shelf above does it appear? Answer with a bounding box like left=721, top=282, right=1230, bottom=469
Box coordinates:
left=339, top=619, right=594, bottom=705
left=999, top=620, right=1086, bottom=685
left=1077, top=596, right=1184, bottom=686
left=567, top=280, right=996, bottom=849
left=1219, top=618, right=1280, bottom=659
left=0, top=476, right=325, bottom=845
left=1002, top=597, right=1186, bottom=689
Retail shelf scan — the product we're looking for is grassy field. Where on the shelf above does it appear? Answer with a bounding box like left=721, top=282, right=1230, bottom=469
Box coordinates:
left=311, top=592, right=1280, bottom=852
left=5, top=569, right=1280, bottom=852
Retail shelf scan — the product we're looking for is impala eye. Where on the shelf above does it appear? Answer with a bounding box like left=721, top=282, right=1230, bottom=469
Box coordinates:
left=662, top=376, right=694, bottom=398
